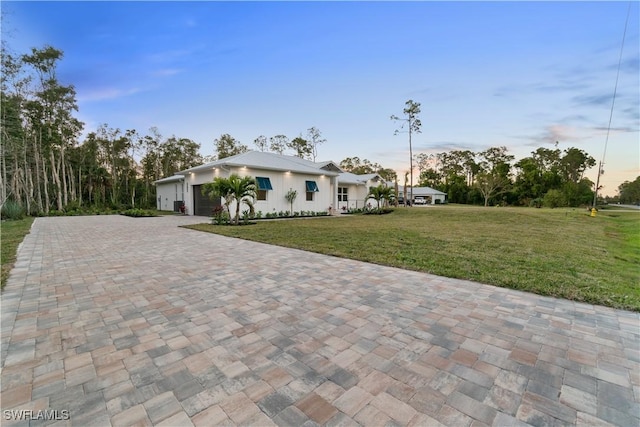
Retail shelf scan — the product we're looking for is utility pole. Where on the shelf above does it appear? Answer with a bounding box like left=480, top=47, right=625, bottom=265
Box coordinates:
left=592, top=161, right=603, bottom=208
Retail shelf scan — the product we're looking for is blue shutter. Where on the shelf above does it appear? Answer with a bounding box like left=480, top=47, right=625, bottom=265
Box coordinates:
left=257, top=177, right=273, bottom=190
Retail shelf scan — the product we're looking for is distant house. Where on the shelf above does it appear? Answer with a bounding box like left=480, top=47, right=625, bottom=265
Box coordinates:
left=397, top=185, right=447, bottom=204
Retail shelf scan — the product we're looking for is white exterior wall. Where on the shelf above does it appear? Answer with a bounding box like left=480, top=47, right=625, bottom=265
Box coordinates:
left=336, top=184, right=368, bottom=211
left=156, top=180, right=184, bottom=211
left=182, top=166, right=334, bottom=216
left=239, top=168, right=333, bottom=215
left=337, top=179, right=386, bottom=211
left=432, top=194, right=446, bottom=204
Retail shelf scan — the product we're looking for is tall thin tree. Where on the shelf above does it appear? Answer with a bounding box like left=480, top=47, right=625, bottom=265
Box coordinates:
left=391, top=100, right=422, bottom=206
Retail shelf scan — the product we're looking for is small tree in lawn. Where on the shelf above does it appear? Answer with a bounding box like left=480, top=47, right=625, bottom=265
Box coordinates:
left=285, top=188, right=297, bottom=215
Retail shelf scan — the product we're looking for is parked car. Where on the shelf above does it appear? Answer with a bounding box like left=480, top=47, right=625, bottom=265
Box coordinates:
left=413, top=197, right=427, bottom=205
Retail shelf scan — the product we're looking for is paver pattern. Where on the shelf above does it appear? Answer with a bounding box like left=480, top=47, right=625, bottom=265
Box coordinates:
left=1, top=215, right=639, bottom=426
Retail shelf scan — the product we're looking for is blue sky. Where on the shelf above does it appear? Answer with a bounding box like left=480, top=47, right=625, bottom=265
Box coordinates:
left=3, top=1, right=639, bottom=196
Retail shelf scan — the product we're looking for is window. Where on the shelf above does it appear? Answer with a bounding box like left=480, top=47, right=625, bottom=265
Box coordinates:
left=256, top=177, right=273, bottom=190
left=305, top=181, right=319, bottom=192
left=256, top=177, right=273, bottom=201
left=306, top=180, right=318, bottom=202
left=338, top=187, right=348, bottom=202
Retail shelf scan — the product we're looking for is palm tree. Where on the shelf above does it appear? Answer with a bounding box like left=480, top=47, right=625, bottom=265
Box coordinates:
left=367, top=184, right=394, bottom=209
left=202, top=174, right=256, bottom=224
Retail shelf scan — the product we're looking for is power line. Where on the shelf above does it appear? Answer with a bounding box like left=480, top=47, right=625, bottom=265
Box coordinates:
left=593, top=1, right=632, bottom=207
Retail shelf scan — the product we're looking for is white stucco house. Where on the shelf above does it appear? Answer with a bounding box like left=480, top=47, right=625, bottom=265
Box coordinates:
left=154, top=151, right=399, bottom=216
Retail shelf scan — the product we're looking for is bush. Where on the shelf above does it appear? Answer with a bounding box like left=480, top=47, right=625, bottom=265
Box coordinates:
left=543, top=189, right=565, bottom=208
left=121, top=208, right=157, bottom=217
left=212, top=206, right=229, bottom=225
left=1, top=200, right=25, bottom=220
left=363, top=208, right=394, bottom=215
left=530, top=198, right=543, bottom=208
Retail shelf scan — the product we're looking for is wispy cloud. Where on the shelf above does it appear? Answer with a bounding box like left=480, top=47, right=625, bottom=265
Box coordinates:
left=145, top=49, right=194, bottom=64
left=415, top=141, right=481, bottom=152
left=613, top=55, right=640, bottom=74
left=572, top=93, right=613, bottom=107
left=77, top=87, right=141, bottom=102
left=518, top=124, right=590, bottom=147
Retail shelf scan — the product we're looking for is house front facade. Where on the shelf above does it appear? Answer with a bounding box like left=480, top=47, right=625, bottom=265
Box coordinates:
left=155, top=151, right=343, bottom=216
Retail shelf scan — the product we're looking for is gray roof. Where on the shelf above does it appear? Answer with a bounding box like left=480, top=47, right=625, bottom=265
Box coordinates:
left=338, top=172, right=383, bottom=185
left=154, top=174, right=184, bottom=184
left=180, top=151, right=341, bottom=176
left=398, top=185, right=447, bottom=196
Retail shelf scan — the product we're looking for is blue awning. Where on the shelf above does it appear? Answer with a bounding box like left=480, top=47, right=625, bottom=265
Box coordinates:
left=305, top=180, right=319, bottom=192
left=256, top=177, right=273, bottom=190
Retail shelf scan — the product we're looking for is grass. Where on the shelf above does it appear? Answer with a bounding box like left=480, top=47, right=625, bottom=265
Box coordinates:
left=1, top=217, right=35, bottom=290
left=184, top=205, right=640, bottom=311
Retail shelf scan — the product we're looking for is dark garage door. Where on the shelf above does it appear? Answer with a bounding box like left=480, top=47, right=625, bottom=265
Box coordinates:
left=193, top=185, right=221, bottom=216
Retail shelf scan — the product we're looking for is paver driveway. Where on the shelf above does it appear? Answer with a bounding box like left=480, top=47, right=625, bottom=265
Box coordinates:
left=1, top=215, right=639, bottom=426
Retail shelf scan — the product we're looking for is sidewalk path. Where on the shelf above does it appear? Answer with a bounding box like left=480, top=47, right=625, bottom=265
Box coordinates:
left=1, top=215, right=638, bottom=426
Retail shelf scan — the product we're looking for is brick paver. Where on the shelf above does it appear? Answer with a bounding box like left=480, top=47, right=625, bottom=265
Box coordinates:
left=1, top=215, right=639, bottom=426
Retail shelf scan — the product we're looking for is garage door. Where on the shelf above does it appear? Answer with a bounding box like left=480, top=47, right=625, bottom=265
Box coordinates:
left=193, top=185, right=221, bottom=216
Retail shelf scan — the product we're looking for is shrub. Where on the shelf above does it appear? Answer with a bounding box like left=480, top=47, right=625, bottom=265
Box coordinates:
left=530, top=198, right=543, bottom=208
left=121, top=208, right=157, bottom=217
left=543, top=190, right=565, bottom=208
left=363, top=208, right=394, bottom=215
left=1, top=200, right=25, bottom=220
left=212, top=206, right=229, bottom=225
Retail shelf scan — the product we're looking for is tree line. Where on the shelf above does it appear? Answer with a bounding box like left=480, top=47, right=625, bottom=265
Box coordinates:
left=414, top=145, right=598, bottom=207
left=212, top=127, right=326, bottom=161
left=0, top=45, right=204, bottom=214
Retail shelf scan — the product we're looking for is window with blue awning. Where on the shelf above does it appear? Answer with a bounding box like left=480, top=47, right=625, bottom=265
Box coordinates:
left=305, top=180, right=319, bottom=192
left=256, top=177, right=273, bottom=190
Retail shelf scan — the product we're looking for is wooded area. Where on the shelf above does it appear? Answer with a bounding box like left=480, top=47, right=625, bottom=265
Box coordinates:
left=1, top=45, right=203, bottom=215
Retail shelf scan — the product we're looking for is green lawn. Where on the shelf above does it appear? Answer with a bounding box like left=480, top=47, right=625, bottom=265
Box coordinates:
left=1, top=217, right=34, bottom=290
left=184, top=206, right=640, bottom=311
